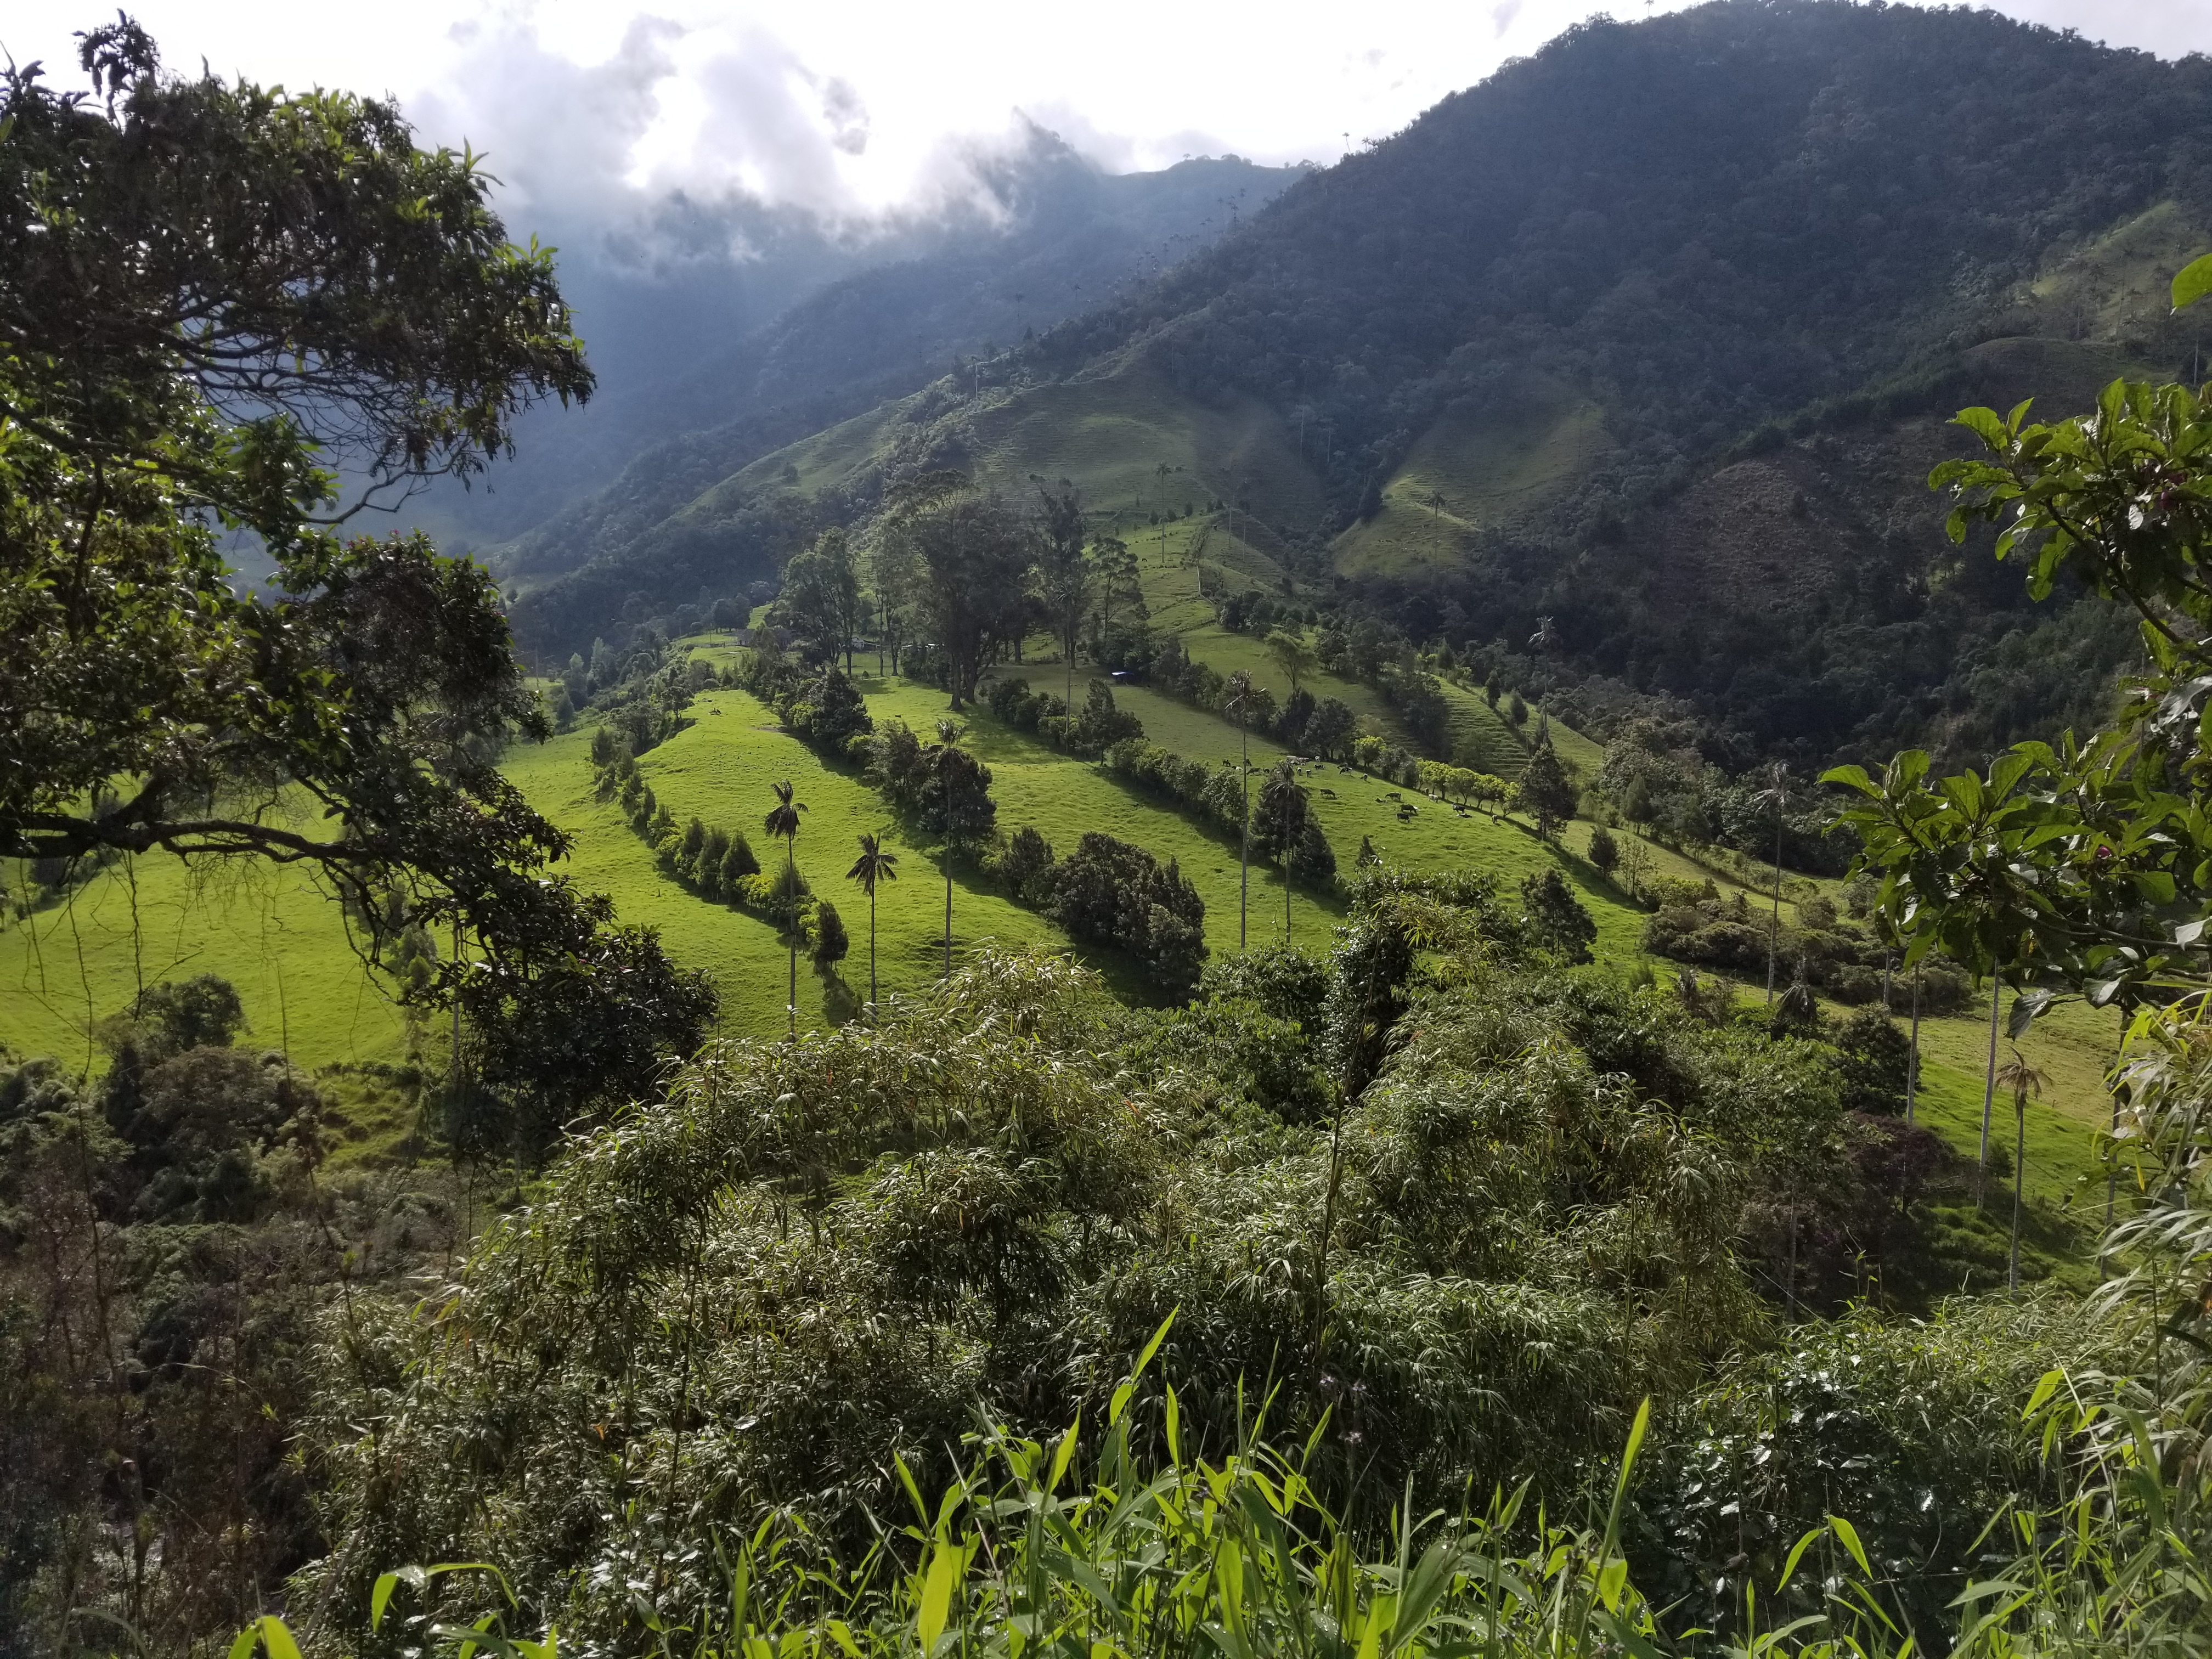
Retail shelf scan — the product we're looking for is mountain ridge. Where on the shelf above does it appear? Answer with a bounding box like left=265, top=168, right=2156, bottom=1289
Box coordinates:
left=505, top=0, right=2212, bottom=768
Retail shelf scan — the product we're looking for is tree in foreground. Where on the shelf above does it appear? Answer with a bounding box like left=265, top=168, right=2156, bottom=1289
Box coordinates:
left=0, top=18, right=711, bottom=1140
left=1828, top=259, right=2212, bottom=1587
left=845, top=832, right=899, bottom=1014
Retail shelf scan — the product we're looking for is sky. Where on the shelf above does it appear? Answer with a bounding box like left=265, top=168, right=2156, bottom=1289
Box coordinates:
left=3, top=0, right=2207, bottom=235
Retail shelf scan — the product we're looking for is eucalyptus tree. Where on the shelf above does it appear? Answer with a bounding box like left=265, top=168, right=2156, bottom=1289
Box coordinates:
left=867, top=532, right=922, bottom=677
left=765, top=781, right=807, bottom=1036
left=777, top=528, right=866, bottom=669
left=883, top=474, right=1035, bottom=708
left=1033, top=485, right=1092, bottom=704
left=845, top=832, right=899, bottom=1014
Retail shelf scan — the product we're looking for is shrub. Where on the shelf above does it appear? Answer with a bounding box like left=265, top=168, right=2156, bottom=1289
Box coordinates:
left=1045, top=833, right=1207, bottom=998
left=1520, top=868, right=1596, bottom=964
left=998, top=826, right=1056, bottom=901
left=1587, top=825, right=1620, bottom=873
left=1289, top=817, right=1337, bottom=884
left=1643, top=890, right=1969, bottom=1011
left=811, top=900, right=850, bottom=969
left=720, top=833, right=761, bottom=885
left=1831, top=1006, right=1910, bottom=1113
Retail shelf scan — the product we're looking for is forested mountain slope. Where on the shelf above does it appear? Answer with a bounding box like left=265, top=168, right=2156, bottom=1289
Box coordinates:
left=512, top=0, right=2212, bottom=766
left=484, top=143, right=1292, bottom=590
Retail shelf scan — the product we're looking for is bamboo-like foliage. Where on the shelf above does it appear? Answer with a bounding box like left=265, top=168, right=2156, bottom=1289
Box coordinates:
left=271, top=1350, right=2212, bottom=1659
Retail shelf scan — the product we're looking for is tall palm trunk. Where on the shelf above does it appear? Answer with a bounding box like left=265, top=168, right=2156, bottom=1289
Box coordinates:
left=786, top=843, right=798, bottom=1040
left=1906, top=967, right=1922, bottom=1126
left=943, top=864, right=953, bottom=980
left=1978, top=975, right=2000, bottom=1203
left=2010, top=1088, right=2025, bottom=1291
left=1239, top=717, right=1250, bottom=950
left=868, top=887, right=878, bottom=1014
left=1766, top=812, right=1783, bottom=1006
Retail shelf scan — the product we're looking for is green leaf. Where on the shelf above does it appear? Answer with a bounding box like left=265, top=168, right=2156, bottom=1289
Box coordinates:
left=2022, top=1368, right=2065, bottom=1419
left=371, top=1572, right=402, bottom=1634
left=1953, top=406, right=2007, bottom=447
left=1776, top=1526, right=1822, bottom=1592
left=1048, top=1414, right=1081, bottom=1492
left=1134, top=1307, right=1176, bottom=1380
left=2174, top=253, right=2212, bottom=312
left=1820, top=763, right=1878, bottom=796
left=916, top=1539, right=963, bottom=1655
left=1827, top=1515, right=1873, bottom=1581
left=227, top=1618, right=304, bottom=1659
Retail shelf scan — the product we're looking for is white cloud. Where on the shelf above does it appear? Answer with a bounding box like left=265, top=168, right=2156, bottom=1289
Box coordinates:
left=5, top=0, right=2207, bottom=241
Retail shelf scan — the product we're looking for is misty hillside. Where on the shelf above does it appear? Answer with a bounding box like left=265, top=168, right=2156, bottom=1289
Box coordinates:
left=507, top=0, right=2212, bottom=767
left=463, top=138, right=1292, bottom=575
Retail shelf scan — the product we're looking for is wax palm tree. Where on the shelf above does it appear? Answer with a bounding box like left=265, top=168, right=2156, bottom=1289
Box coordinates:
left=1750, top=762, right=1792, bottom=1006
left=1996, top=1047, right=2047, bottom=1291
left=764, top=780, right=806, bottom=1038
left=1223, top=670, right=1255, bottom=948
left=845, top=832, right=899, bottom=1017
left=935, top=719, right=962, bottom=979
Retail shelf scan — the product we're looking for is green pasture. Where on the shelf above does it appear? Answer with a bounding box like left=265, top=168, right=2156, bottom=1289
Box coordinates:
left=0, top=847, right=413, bottom=1073
left=506, top=687, right=1062, bottom=1039
left=1336, top=394, right=1614, bottom=578
left=0, top=638, right=2122, bottom=1216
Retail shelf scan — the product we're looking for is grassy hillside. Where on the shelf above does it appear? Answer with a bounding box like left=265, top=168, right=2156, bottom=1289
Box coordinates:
left=0, top=850, right=413, bottom=1074
left=1, top=633, right=2125, bottom=1220
left=1336, top=391, right=1615, bottom=579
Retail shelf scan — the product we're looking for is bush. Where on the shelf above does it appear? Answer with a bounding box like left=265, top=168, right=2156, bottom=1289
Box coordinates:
left=997, top=678, right=1146, bottom=757
left=1520, top=868, right=1596, bottom=963
left=998, top=826, right=1056, bottom=901
left=1045, top=833, right=1207, bottom=998
left=811, top=900, right=850, bottom=968
left=1643, top=889, right=1971, bottom=1011
left=1587, top=825, right=1620, bottom=873
left=1832, top=1006, right=1910, bottom=1113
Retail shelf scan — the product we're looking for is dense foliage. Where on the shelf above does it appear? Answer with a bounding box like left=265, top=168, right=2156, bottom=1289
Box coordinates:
left=278, top=862, right=2060, bottom=1650
left=0, top=987, right=460, bottom=1652
left=0, top=19, right=713, bottom=1166
left=1031, top=833, right=1208, bottom=996
left=988, top=676, right=1146, bottom=758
